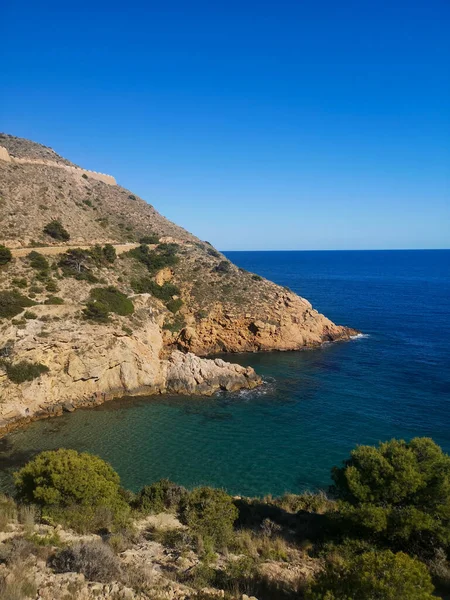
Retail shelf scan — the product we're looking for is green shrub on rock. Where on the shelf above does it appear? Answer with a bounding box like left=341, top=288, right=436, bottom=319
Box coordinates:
left=0, top=291, right=35, bottom=319
left=27, top=251, right=49, bottom=271
left=14, top=450, right=129, bottom=531
left=43, top=220, right=70, bottom=241
left=306, top=550, right=436, bottom=600
left=179, top=487, right=238, bottom=549
left=0, top=245, right=12, bottom=266
left=134, top=479, right=188, bottom=514
left=331, top=437, right=450, bottom=553
left=90, top=287, right=134, bottom=316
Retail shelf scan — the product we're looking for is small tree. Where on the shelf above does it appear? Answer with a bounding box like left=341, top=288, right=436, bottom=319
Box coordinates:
left=102, top=244, right=117, bottom=263
left=179, top=487, right=238, bottom=549
left=331, top=437, right=450, bottom=552
left=43, top=220, right=70, bottom=241
left=306, top=550, right=436, bottom=600
left=14, top=450, right=129, bottom=531
left=0, top=245, right=12, bottom=266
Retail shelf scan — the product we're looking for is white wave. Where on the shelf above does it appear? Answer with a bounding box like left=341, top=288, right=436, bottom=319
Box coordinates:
left=350, top=333, right=370, bottom=340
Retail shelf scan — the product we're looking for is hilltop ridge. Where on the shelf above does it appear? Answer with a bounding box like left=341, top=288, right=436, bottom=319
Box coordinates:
left=0, top=134, right=356, bottom=434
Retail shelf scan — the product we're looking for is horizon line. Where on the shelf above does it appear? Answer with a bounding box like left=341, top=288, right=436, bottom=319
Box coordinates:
left=221, top=247, right=450, bottom=253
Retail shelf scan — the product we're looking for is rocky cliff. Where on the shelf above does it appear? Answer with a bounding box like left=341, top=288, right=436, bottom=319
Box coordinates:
left=0, top=134, right=357, bottom=434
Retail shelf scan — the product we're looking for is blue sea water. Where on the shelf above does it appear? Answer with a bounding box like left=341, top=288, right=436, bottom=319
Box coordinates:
left=1, top=250, right=449, bottom=497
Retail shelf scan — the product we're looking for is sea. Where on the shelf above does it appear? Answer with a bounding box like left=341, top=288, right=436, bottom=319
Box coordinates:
left=1, top=249, right=449, bottom=497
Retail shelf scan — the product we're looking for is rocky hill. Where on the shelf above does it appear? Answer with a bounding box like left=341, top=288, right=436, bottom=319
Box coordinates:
left=0, top=134, right=357, bottom=434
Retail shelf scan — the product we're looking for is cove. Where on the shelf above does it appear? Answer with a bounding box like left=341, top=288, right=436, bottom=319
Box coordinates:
left=1, top=250, right=449, bottom=497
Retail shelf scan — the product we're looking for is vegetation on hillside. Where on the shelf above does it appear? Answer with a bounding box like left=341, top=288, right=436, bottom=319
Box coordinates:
left=43, top=219, right=70, bottom=241
left=1, top=437, right=448, bottom=599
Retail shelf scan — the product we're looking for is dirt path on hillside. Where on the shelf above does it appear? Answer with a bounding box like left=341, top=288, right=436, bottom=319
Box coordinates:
left=9, top=242, right=141, bottom=258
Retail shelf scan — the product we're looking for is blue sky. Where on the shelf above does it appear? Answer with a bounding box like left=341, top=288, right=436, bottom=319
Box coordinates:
left=2, top=1, right=449, bottom=250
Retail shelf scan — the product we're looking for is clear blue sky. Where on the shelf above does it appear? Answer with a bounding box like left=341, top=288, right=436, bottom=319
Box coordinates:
left=2, top=1, right=449, bottom=250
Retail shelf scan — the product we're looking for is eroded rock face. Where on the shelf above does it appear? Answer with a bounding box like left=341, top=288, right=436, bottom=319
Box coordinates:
left=176, top=291, right=356, bottom=355
left=0, top=315, right=261, bottom=436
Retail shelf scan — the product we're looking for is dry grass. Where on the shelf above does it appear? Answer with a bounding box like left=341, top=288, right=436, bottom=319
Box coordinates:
left=0, top=494, right=17, bottom=531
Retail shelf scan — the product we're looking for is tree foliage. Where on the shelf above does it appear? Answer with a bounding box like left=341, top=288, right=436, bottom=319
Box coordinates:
left=0, top=245, right=12, bottom=266
left=332, top=437, right=450, bottom=552
left=14, top=449, right=128, bottom=515
left=43, top=220, right=70, bottom=241
left=306, top=550, right=436, bottom=600
left=179, top=487, right=238, bottom=549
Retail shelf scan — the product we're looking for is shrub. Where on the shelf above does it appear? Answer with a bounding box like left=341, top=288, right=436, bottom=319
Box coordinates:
left=45, top=280, right=58, bottom=292
left=27, top=251, right=49, bottom=271
left=206, top=247, right=221, bottom=259
left=51, top=541, right=120, bottom=582
left=12, top=278, right=27, bottom=289
left=0, top=290, right=35, bottom=318
left=131, top=277, right=179, bottom=301
left=4, top=360, right=49, bottom=383
left=134, top=479, right=188, bottom=514
left=82, top=173, right=88, bottom=179
left=128, top=243, right=179, bottom=275
left=331, top=437, right=450, bottom=553
left=128, top=194, right=136, bottom=200
left=0, top=495, right=17, bottom=531
left=166, top=298, right=183, bottom=314
left=44, top=296, right=64, bottom=305
left=139, top=234, right=159, bottom=244
left=214, top=260, right=231, bottom=274
left=0, top=245, right=12, bottom=265
left=89, top=287, right=134, bottom=316
left=102, top=243, right=117, bottom=263
left=14, top=450, right=129, bottom=527
left=83, top=301, right=109, bottom=322
left=179, top=487, right=238, bottom=549
left=252, top=274, right=263, bottom=281
left=306, top=550, right=436, bottom=600
left=43, top=220, right=70, bottom=241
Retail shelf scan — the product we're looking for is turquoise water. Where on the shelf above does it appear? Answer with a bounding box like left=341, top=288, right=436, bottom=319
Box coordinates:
left=1, top=250, right=449, bottom=497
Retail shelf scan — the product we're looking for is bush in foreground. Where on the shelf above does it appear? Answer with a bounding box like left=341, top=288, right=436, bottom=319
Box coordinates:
left=51, top=541, right=120, bottom=582
left=14, top=450, right=129, bottom=531
left=134, top=479, right=188, bottom=514
left=180, top=487, right=238, bottom=549
left=332, top=437, right=450, bottom=553
left=306, top=550, right=436, bottom=600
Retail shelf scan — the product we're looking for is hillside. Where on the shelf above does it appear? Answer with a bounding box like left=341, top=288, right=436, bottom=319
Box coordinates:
left=0, top=134, right=356, bottom=434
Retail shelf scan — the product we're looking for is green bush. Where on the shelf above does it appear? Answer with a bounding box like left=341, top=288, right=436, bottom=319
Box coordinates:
left=43, top=220, right=70, bottom=241
left=166, top=298, right=183, bottom=314
left=102, top=244, right=116, bottom=263
left=0, top=291, right=35, bottom=318
left=131, top=277, right=180, bottom=301
left=0, top=245, right=12, bottom=266
left=14, top=450, right=129, bottom=530
left=12, top=278, right=28, bottom=289
left=128, top=243, right=179, bottom=275
left=83, top=301, right=109, bottom=322
left=331, top=437, right=450, bottom=552
left=214, top=260, right=231, bottom=274
left=306, top=550, right=436, bottom=600
left=134, top=479, right=188, bottom=514
left=4, top=360, right=49, bottom=383
left=179, top=487, right=238, bottom=549
left=44, top=296, right=64, bottom=305
left=139, top=234, right=159, bottom=244
left=90, top=287, right=134, bottom=316
left=45, top=280, right=59, bottom=293
left=27, top=251, right=49, bottom=271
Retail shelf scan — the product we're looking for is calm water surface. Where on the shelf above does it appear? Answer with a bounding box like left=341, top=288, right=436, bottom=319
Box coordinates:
left=1, top=250, right=449, bottom=496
